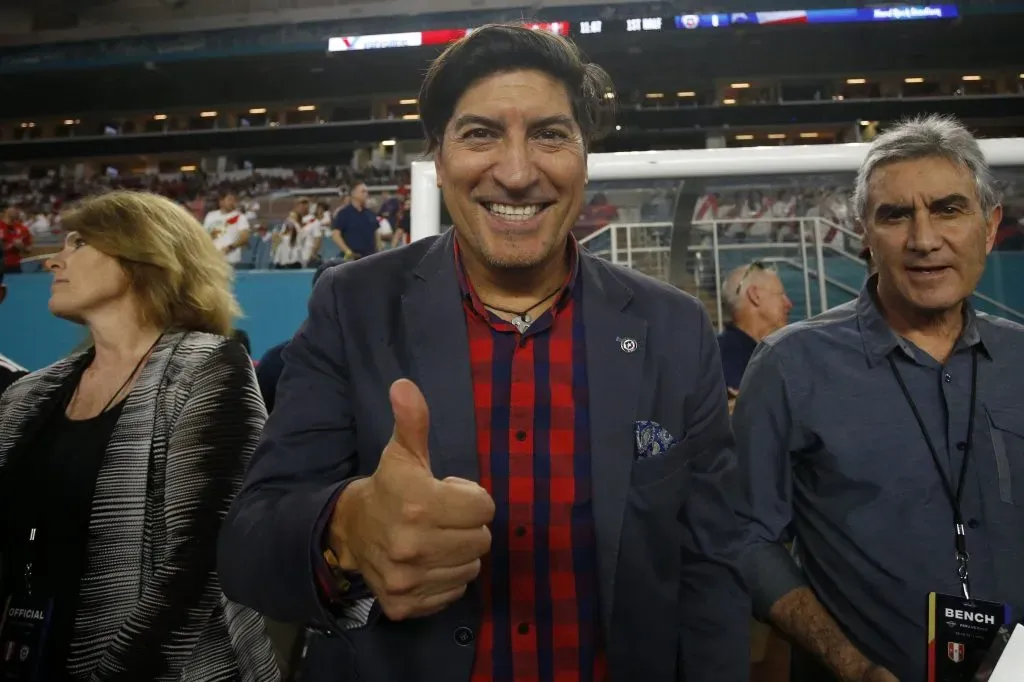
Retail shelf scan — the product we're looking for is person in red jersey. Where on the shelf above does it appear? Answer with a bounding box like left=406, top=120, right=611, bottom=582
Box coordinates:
left=0, top=205, right=32, bottom=274
left=219, top=24, right=749, bottom=682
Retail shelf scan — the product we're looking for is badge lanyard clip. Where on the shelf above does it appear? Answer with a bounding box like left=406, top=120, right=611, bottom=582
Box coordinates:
left=23, top=527, right=37, bottom=597
left=955, top=522, right=971, bottom=600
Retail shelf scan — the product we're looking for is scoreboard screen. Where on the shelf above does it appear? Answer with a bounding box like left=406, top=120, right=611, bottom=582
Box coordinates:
left=575, top=5, right=959, bottom=35
left=326, top=6, right=959, bottom=53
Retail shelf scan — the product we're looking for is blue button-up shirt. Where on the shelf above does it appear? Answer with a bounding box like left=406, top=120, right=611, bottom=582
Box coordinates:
left=733, top=278, right=1024, bottom=681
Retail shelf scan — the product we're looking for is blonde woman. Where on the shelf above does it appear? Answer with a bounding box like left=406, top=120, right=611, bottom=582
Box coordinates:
left=0, top=191, right=279, bottom=681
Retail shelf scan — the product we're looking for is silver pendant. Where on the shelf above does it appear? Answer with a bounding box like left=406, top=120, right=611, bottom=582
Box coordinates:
left=511, top=314, right=532, bottom=334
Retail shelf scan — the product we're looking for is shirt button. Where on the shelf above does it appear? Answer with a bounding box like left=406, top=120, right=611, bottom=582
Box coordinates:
left=453, top=626, right=474, bottom=647
left=517, top=622, right=530, bottom=635
left=515, top=430, right=527, bottom=442
left=515, top=526, right=527, bottom=537
left=968, top=519, right=981, bottom=529
left=944, top=372, right=952, bottom=383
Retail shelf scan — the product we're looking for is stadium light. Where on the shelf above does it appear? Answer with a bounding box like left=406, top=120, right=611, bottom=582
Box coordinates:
left=846, top=78, right=867, bottom=85
left=381, top=139, right=397, bottom=147
left=904, top=77, right=924, bottom=84
left=800, top=132, right=820, bottom=139
left=200, top=111, right=218, bottom=118
left=736, top=134, right=754, bottom=140
left=677, top=91, right=696, bottom=97
left=962, top=75, right=982, bottom=81
left=604, top=92, right=615, bottom=99
left=181, top=165, right=197, bottom=172
left=63, top=119, right=76, bottom=126
left=768, top=133, right=786, bottom=139
left=153, top=114, right=168, bottom=121
left=645, top=93, right=664, bottom=99
left=615, top=125, right=622, bottom=131
left=723, top=98, right=737, bottom=105
left=297, top=105, right=316, bottom=111
left=730, top=83, right=751, bottom=89
left=399, top=98, right=417, bottom=105
left=402, top=114, right=420, bottom=120
left=860, top=120, right=872, bottom=126
left=249, top=108, right=267, bottom=114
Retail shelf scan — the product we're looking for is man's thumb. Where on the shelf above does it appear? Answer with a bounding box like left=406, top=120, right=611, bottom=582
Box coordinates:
left=389, top=378, right=431, bottom=470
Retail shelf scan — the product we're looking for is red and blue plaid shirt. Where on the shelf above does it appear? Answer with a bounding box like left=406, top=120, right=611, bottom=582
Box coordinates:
left=456, top=239, right=607, bottom=682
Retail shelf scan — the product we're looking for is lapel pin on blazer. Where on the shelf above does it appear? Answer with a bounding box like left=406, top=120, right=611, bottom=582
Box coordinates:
left=617, top=337, right=638, bottom=353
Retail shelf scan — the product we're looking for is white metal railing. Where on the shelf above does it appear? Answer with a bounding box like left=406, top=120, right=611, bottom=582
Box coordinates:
left=578, top=216, right=1024, bottom=326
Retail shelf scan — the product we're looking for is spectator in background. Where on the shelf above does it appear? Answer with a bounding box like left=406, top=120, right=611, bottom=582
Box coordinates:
left=0, top=205, right=32, bottom=274
left=203, top=190, right=251, bottom=267
left=330, top=181, right=380, bottom=260
left=0, top=262, right=28, bottom=395
left=255, top=257, right=345, bottom=414
left=718, top=261, right=793, bottom=395
left=378, top=191, right=402, bottom=229
left=0, top=191, right=278, bottom=681
left=300, top=202, right=331, bottom=267
left=574, top=192, right=619, bottom=239
left=274, top=215, right=304, bottom=269
left=391, top=195, right=411, bottom=247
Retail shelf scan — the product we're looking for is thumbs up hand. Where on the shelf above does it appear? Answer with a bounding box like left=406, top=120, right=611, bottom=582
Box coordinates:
left=327, top=379, right=495, bottom=621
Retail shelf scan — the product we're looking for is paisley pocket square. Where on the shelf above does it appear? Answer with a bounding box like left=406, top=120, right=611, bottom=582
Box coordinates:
left=634, top=420, right=680, bottom=460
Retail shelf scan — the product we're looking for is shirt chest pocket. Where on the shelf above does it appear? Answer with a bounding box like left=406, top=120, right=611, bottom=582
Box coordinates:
left=985, top=407, right=1024, bottom=506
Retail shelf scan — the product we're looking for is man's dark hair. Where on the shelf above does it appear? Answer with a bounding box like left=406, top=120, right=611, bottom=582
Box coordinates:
left=418, top=24, right=616, bottom=153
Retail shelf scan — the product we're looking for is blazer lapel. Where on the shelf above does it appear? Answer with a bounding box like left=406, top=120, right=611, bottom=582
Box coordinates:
left=401, top=230, right=479, bottom=482
left=580, top=255, right=648, bottom=638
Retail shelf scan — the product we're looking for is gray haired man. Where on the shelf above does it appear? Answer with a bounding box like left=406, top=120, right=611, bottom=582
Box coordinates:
left=733, top=115, right=1024, bottom=682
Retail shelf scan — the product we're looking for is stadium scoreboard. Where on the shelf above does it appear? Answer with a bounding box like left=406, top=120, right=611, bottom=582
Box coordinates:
left=328, top=5, right=959, bottom=52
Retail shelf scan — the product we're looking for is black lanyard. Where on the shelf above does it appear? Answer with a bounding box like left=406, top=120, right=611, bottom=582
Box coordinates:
left=887, top=347, right=978, bottom=599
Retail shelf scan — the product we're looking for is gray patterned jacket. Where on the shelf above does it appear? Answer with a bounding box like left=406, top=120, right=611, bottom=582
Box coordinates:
left=0, top=331, right=280, bottom=682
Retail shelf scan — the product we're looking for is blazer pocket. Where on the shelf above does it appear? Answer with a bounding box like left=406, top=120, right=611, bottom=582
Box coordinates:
left=986, top=407, right=1024, bottom=506
left=631, top=441, right=689, bottom=491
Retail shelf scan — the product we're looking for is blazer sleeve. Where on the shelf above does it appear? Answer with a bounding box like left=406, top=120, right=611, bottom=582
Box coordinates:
left=676, top=304, right=751, bottom=682
left=92, top=340, right=266, bottom=681
left=218, top=266, right=365, bottom=630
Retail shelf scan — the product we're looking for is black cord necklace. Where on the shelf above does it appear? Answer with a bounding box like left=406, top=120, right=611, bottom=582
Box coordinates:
left=483, top=285, right=563, bottom=334
left=69, top=333, right=164, bottom=417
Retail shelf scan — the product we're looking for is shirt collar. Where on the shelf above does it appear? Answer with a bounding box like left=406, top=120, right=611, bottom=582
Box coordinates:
left=721, top=323, right=758, bottom=349
left=857, top=274, right=991, bottom=366
left=453, top=235, right=581, bottom=320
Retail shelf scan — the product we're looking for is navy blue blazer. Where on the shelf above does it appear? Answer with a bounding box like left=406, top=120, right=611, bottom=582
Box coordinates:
left=218, top=229, right=750, bottom=682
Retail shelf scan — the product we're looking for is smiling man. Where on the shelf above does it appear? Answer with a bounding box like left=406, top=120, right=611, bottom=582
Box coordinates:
left=219, top=24, right=749, bottom=682
left=733, top=115, right=1024, bottom=682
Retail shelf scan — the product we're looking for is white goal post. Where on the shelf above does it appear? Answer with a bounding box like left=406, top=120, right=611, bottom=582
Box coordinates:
left=409, top=139, right=1024, bottom=242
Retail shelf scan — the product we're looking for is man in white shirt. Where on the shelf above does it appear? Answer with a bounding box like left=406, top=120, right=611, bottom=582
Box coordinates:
left=203, top=191, right=251, bottom=266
